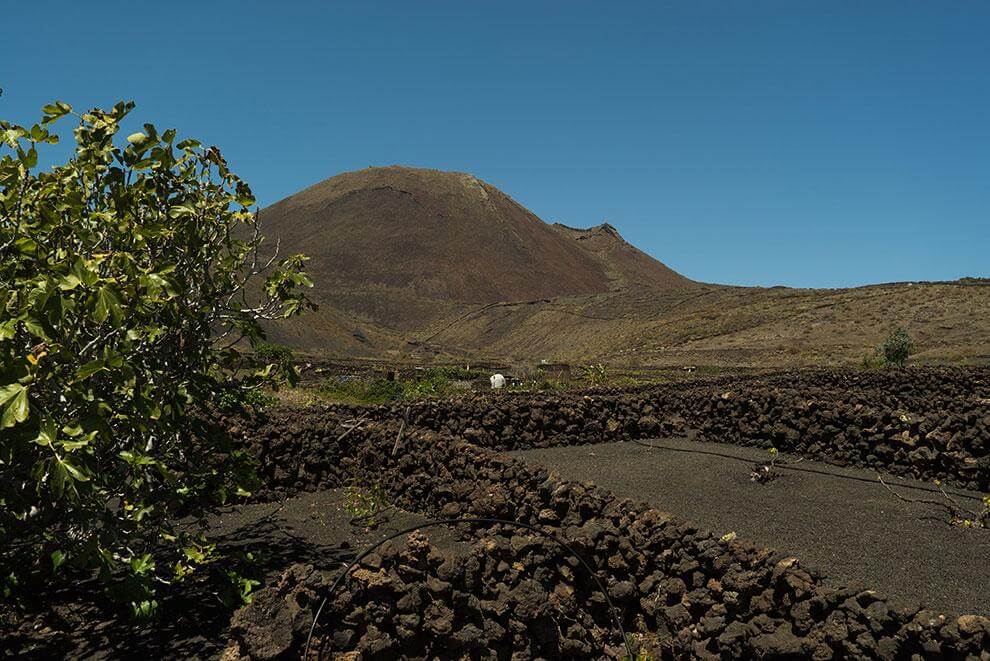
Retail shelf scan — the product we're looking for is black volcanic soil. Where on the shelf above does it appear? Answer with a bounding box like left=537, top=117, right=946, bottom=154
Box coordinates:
left=2, top=490, right=464, bottom=660
left=511, top=437, right=990, bottom=617
left=9, top=369, right=990, bottom=657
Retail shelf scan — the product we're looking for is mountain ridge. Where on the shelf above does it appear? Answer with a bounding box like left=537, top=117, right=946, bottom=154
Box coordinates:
left=258, top=166, right=990, bottom=367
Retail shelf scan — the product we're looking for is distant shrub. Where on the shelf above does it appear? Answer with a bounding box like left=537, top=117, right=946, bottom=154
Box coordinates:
left=317, top=377, right=405, bottom=404
left=861, top=327, right=914, bottom=370
left=360, top=378, right=407, bottom=403
left=315, top=369, right=466, bottom=404
left=254, top=342, right=293, bottom=365
left=579, top=362, right=609, bottom=386
left=860, top=350, right=887, bottom=371
left=507, top=378, right=568, bottom=393
left=535, top=378, right=568, bottom=391
left=422, top=366, right=485, bottom=381
left=404, top=371, right=456, bottom=398
left=609, top=375, right=650, bottom=387
left=215, top=387, right=279, bottom=413
left=880, top=327, right=914, bottom=367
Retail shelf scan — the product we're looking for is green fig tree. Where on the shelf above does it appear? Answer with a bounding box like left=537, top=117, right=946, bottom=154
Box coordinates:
left=880, top=326, right=914, bottom=367
left=0, top=101, right=313, bottom=614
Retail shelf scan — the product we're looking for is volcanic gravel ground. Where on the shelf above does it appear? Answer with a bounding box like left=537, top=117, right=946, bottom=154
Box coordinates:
left=512, top=437, right=990, bottom=617
left=204, top=488, right=466, bottom=561
left=4, top=489, right=463, bottom=660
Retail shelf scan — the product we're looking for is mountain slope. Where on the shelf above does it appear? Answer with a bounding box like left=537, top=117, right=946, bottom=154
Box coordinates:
left=258, top=166, right=990, bottom=366
left=423, top=281, right=990, bottom=366
left=552, top=222, right=692, bottom=291
left=263, top=167, right=631, bottom=326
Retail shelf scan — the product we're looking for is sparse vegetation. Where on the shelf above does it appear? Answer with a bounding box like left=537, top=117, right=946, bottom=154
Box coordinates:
left=317, top=376, right=407, bottom=404
left=343, top=485, right=391, bottom=527
left=878, top=476, right=989, bottom=530
left=506, top=377, right=569, bottom=392
left=425, top=365, right=486, bottom=381
left=253, top=342, right=294, bottom=365
left=750, top=447, right=781, bottom=483
left=621, top=637, right=656, bottom=661
left=694, top=365, right=726, bottom=376
left=579, top=362, right=609, bottom=386
left=314, top=366, right=483, bottom=404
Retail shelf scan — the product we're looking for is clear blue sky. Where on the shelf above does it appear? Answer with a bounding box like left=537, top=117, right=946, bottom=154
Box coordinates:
left=4, top=1, right=988, bottom=287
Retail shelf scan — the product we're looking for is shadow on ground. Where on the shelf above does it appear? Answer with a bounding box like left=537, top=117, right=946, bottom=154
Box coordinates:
left=3, top=489, right=452, bottom=659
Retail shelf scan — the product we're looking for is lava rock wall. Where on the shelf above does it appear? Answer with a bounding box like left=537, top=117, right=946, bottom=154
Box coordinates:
left=264, top=367, right=990, bottom=490
left=229, top=373, right=990, bottom=658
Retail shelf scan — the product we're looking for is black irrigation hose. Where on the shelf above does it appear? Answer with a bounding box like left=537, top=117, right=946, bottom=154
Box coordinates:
left=303, top=517, right=636, bottom=660
left=628, top=438, right=984, bottom=501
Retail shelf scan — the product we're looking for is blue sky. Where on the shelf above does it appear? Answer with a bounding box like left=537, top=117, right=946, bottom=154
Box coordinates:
left=4, top=1, right=988, bottom=287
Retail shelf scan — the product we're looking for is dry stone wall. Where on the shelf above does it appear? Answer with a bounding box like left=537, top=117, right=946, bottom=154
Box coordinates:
left=266, top=367, right=990, bottom=490
left=228, top=370, right=990, bottom=658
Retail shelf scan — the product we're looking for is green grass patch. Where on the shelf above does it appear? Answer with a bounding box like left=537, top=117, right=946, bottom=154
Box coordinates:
left=313, top=366, right=483, bottom=404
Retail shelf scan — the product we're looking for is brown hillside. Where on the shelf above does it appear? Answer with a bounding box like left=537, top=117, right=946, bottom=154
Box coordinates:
left=258, top=166, right=989, bottom=367
left=552, top=222, right=693, bottom=291
left=422, top=282, right=990, bottom=367
left=260, top=166, right=676, bottom=331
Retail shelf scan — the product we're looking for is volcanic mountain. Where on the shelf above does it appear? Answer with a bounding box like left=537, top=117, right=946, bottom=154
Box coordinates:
left=259, top=166, right=990, bottom=366
left=258, top=166, right=695, bottom=353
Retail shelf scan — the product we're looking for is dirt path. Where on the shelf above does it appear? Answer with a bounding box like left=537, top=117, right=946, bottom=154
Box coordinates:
left=511, top=437, right=990, bottom=617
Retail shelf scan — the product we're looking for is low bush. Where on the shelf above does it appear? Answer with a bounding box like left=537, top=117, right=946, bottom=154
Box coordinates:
left=316, top=377, right=406, bottom=404
left=422, top=365, right=485, bottom=381
left=881, top=327, right=914, bottom=367
left=253, top=342, right=293, bottom=365
left=862, top=327, right=915, bottom=369
left=579, top=362, right=609, bottom=385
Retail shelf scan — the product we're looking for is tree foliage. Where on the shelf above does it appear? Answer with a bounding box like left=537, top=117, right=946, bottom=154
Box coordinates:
left=0, top=101, right=313, bottom=612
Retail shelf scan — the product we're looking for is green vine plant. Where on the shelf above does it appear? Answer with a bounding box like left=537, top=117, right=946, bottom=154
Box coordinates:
left=620, top=634, right=657, bottom=661
left=878, top=475, right=989, bottom=530
left=750, top=447, right=781, bottom=483
left=750, top=446, right=805, bottom=484
left=343, top=485, right=392, bottom=528
left=0, top=101, right=314, bottom=615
